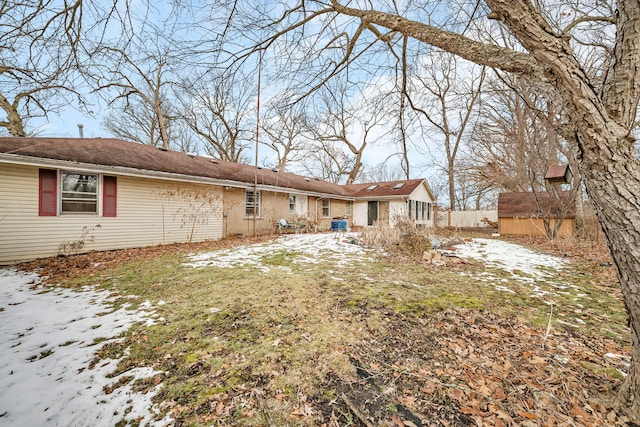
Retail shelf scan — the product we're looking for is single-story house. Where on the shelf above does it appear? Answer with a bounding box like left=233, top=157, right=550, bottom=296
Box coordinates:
left=0, top=137, right=435, bottom=264
left=497, top=191, right=576, bottom=238
left=343, top=179, right=435, bottom=228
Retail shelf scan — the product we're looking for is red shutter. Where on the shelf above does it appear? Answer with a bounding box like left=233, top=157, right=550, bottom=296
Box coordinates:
left=103, top=176, right=117, bottom=217
left=39, top=169, right=57, bottom=216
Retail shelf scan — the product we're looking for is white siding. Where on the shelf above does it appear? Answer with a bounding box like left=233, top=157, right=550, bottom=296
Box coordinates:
left=388, top=200, right=408, bottom=227
left=0, top=164, right=223, bottom=264
left=352, top=201, right=368, bottom=227
left=408, top=183, right=435, bottom=227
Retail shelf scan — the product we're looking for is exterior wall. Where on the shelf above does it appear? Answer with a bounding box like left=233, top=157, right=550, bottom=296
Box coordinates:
left=223, top=189, right=352, bottom=235
left=0, top=163, right=223, bottom=264
left=498, top=217, right=575, bottom=239
left=352, top=201, right=368, bottom=227
left=408, top=184, right=435, bottom=228
left=224, top=188, right=296, bottom=236
left=309, top=197, right=351, bottom=231
left=388, top=200, right=408, bottom=227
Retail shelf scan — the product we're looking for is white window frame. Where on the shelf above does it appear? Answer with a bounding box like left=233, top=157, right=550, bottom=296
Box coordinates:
left=289, top=194, right=296, bottom=214
left=60, top=171, right=99, bottom=214
left=245, top=189, right=261, bottom=217
left=322, top=198, right=331, bottom=218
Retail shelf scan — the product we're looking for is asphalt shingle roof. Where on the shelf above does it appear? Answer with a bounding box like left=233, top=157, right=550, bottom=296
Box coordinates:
left=0, top=138, right=428, bottom=199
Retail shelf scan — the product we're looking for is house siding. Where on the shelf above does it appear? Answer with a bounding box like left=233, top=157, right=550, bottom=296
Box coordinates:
left=0, top=164, right=223, bottom=264
left=223, top=189, right=352, bottom=235
left=351, top=183, right=435, bottom=228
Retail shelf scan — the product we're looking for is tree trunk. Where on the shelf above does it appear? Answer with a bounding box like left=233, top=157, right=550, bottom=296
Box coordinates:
left=448, top=158, right=456, bottom=211
left=0, top=93, right=26, bottom=137
left=576, top=131, right=640, bottom=415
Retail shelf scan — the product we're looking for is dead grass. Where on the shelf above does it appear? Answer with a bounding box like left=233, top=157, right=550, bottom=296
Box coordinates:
left=18, top=228, right=632, bottom=426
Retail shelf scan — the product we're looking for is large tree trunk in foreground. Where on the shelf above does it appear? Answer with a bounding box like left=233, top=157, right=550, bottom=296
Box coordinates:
left=579, top=130, right=640, bottom=415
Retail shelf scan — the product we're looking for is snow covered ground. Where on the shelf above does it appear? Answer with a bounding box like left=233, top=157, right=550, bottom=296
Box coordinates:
left=451, top=238, right=571, bottom=298
left=186, top=232, right=372, bottom=272
left=0, top=234, right=570, bottom=426
left=0, top=269, right=171, bottom=427
left=452, top=237, right=568, bottom=278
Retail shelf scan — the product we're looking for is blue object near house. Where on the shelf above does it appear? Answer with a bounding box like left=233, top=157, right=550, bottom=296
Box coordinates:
left=331, top=219, right=347, bottom=231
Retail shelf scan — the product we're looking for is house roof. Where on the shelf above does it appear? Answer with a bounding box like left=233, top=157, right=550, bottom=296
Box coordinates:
left=0, top=137, right=354, bottom=197
left=498, top=191, right=576, bottom=218
left=0, top=137, right=428, bottom=200
left=342, top=179, right=430, bottom=199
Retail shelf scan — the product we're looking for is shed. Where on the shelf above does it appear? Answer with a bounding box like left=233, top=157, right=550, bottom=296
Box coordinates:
left=497, top=191, right=576, bottom=238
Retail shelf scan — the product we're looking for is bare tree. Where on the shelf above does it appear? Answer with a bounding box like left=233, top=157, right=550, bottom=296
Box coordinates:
left=360, top=161, right=406, bottom=183
left=406, top=50, right=486, bottom=210
left=299, top=139, right=355, bottom=183
left=260, top=102, right=309, bottom=171
left=308, top=80, right=388, bottom=184
left=92, top=41, right=176, bottom=150
left=0, top=1, right=86, bottom=136
left=180, top=70, right=254, bottom=163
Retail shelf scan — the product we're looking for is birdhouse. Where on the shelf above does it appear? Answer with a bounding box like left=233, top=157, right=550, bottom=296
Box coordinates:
left=544, top=164, right=573, bottom=185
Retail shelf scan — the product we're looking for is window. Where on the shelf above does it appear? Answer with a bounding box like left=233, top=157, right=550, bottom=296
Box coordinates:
left=38, top=169, right=117, bottom=217
left=346, top=201, right=352, bottom=216
left=61, top=172, right=98, bottom=213
left=393, top=182, right=405, bottom=189
left=427, top=203, right=432, bottom=221
left=366, top=184, right=378, bottom=191
left=322, top=199, right=330, bottom=217
left=408, top=200, right=414, bottom=219
left=245, top=189, right=260, bottom=217
left=289, top=194, right=296, bottom=214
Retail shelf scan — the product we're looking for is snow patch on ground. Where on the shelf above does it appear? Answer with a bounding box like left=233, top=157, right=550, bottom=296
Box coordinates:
left=186, top=232, right=372, bottom=271
left=454, top=238, right=570, bottom=298
left=453, top=238, right=568, bottom=278
left=0, top=269, right=171, bottom=426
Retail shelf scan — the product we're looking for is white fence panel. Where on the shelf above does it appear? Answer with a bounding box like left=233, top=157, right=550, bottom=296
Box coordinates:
left=436, top=209, right=498, bottom=228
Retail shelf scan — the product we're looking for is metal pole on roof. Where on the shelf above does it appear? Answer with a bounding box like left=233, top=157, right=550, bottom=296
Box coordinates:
left=253, top=49, right=263, bottom=237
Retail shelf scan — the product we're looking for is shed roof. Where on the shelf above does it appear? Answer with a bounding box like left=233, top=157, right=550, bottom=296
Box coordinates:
left=498, top=191, right=576, bottom=219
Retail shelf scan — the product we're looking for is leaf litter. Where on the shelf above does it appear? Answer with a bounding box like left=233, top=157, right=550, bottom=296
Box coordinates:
left=7, top=232, right=633, bottom=426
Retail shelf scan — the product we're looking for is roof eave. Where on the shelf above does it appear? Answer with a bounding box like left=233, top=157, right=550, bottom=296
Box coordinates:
left=0, top=153, right=356, bottom=200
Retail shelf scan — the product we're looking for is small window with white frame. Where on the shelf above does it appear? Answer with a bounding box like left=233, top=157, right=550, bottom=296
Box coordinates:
left=289, top=194, right=296, bottom=214
left=245, top=189, right=260, bottom=217
left=322, top=198, right=330, bottom=217
left=61, top=172, right=98, bottom=213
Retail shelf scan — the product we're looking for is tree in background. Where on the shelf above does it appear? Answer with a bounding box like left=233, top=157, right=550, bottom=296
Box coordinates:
left=91, top=39, right=176, bottom=150
left=180, top=69, right=255, bottom=163
left=0, top=0, right=87, bottom=136
left=405, top=50, right=486, bottom=211
left=260, top=102, right=310, bottom=171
